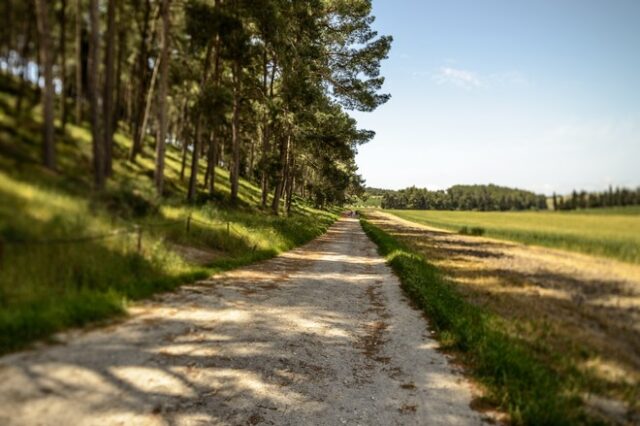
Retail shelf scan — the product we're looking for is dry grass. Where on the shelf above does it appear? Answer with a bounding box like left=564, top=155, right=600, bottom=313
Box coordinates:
left=388, top=208, right=640, bottom=264
left=365, top=210, right=640, bottom=423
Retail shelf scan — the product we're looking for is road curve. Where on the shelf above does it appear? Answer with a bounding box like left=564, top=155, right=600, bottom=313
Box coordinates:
left=0, top=218, right=485, bottom=425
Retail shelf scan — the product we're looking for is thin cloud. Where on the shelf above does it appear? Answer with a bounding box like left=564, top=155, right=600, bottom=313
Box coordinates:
left=433, top=67, right=483, bottom=89
left=432, top=67, right=529, bottom=89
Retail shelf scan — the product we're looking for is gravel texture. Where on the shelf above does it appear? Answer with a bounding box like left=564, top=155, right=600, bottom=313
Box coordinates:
left=0, top=218, right=485, bottom=426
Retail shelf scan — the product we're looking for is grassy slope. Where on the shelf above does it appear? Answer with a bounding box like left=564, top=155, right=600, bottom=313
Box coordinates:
left=387, top=208, right=640, bottom=264
left=0, top=77, right=336, bottom=354
left=361, top=218, right=592, bottom=425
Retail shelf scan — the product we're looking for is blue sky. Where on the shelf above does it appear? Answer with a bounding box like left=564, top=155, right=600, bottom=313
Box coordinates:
left=352, top=0, right=640, bottom=194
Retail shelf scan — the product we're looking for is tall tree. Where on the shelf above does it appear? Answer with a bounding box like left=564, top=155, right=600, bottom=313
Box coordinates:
left=14, top=11, right=34, bottom=115
left=154, top=0, right=171, bottom=195
left=230, top=59, right=241, bottom=203
left=2, top=0, right=392, bottom=210
left=184, top=0, right=223, bottom=202
left=75, top=0, right=83, bottom=123
left=129, top=0, right=154, bottom=161
left=203, top=18, right=223, bottom=196
left=88, top=0, right=104, bottom=188
left=113, top=0, right=126, bottom=133
left=35, top=0, right=56, bottom=170
left=103, top=0, right=116, bottom=175
left=58, top=0, right=68, bottom=130
left=227, top=0, right=249, bottom=205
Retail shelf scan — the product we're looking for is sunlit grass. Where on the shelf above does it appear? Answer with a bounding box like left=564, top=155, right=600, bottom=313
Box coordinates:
left=0, top=78, right=337, bottom=353
left=388, top=209, right=640, bottom=264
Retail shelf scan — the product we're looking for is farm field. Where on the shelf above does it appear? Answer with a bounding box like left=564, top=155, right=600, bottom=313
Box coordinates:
left=364, top=210, right=640, bottom=423
left=387, top=208, right=640, bottom=264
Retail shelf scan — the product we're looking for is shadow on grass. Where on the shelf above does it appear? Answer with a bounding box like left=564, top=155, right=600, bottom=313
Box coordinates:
left=0, top=219, right=478, bottom=425
left=360, top=218, right=591, bottom=425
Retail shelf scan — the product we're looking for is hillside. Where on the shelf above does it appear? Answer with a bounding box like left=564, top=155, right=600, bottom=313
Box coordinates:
left=0, top=77, right=336, bottom=353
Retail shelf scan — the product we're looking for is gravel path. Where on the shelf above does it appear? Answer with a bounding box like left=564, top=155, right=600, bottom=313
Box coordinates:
left=0, top=218, right=485, bottom=426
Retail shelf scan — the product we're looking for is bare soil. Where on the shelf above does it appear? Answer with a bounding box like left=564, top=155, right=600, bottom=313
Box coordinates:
left=0, top=218, right=486, bottom=425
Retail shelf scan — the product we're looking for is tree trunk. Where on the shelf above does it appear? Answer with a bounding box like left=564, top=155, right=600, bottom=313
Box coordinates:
left=271, top=133, right=290, bottom=215
left=114, top=0, right=125, bottom=129
left=75, top=0, right=83, bottom=124
left=187, top=37, right=214, bottom=202
left=207, top=14, right=221, bottom=196
left=209, top=133, right=218, bottom=195
left=15, top=18, right=32, bottom=115
left=285, top=174, right=294, bottom=215
left=180, top=139, right=188, bottom=181
left=259, top=139, right=269, bottom=208
left=59, top=0, right=68, bottom=131
left=248, top=136, right=255, bottom=178
left=35, top=0, right=56, bottom=170
left=259, top=48, right=269, bottom=208
left=88, top=0, right=104, bottom=189
left=260, top=55, right=276, bottom=208
left=154, top=0, right=171, bottom=195
left=137, top=52, right=160, bottom=155
left=178, top=101, right=189, bottom=181
left=103, top=0, right=116, bottom=176
left=204, top=135, right=212, bottom=189
left=187, top=119, right=201, bottom=202
left=129, top=0, right=152, bottom=161
left=1, top=0, right=13, bottom=61
left=230, top=60, right=241, bottom=204
left=285, top=152, right=295, bottom=215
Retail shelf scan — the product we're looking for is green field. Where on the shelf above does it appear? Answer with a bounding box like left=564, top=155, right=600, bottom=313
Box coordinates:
left=387, top=208, right=640, bottom=264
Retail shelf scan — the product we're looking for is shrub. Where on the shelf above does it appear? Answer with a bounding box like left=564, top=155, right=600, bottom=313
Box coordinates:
left=98, top=187, right=159, bottom=219
left=459, top=226, right=485, bottom=236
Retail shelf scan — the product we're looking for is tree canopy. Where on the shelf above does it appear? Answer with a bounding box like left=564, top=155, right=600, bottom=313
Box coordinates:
left=1, top=0, right=391, bottom=213
left=379, top=184, right=548, bottom=211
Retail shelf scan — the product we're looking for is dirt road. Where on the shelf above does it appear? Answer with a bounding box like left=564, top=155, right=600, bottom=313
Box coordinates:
left=0, top=218, right=485, bottom=425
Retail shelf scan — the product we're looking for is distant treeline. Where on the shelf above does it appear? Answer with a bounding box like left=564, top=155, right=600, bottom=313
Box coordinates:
left=379, top=185, right=547, bottom=211
left=365, top=187, right=392, bottom=197
left=553, top=187, right=640, bottom=210
left=370, top=184, right=640, bottom=211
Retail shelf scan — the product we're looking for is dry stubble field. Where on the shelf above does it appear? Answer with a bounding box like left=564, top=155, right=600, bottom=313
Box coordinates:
left=366, top=209, right=640, bottom=423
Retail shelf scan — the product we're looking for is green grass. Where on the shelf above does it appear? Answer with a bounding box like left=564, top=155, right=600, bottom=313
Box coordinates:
left=361, top=218, right=589, bottom=425
left=352, top=194, right=382, bottom=208
left=0, top=75, right=337, bottom=354
left=387, top=208, right=640, bottom=264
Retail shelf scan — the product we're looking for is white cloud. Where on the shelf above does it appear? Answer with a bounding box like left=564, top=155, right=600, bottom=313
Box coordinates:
left=432, top=67, right=529, bottom=89
left=433, top=67, right=483, bottom=89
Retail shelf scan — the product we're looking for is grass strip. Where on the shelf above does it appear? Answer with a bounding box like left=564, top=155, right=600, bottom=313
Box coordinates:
left=360, top=218, right=587, bottom=425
